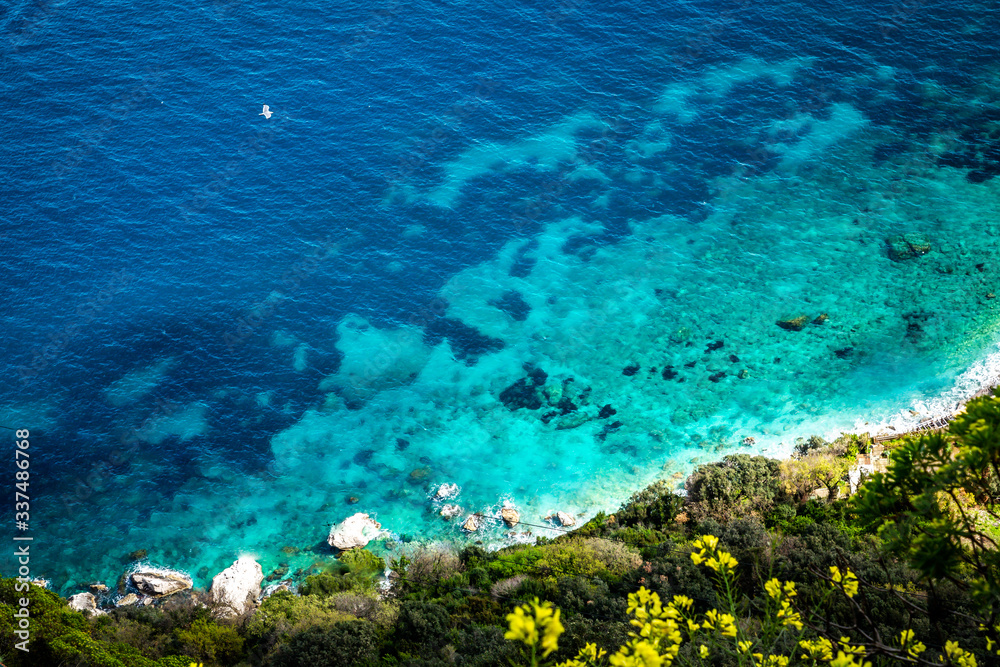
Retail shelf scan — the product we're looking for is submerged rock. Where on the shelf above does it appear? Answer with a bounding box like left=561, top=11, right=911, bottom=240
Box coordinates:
left=130, top=571, right=193, bottom=598
left=777, top=316, right=810, bottom=331
left=492, top=290, right=531, bottom=322
left=597, top=420, right=624, bottom=441
left=542, top=383, right=563, bottom=406
left=328, top=513, right=383, bottom=550
left=555, top=411, right=595, bottom=430
left=499, top=366, right=548, bottom=410
left=886, top=233, right=932, bottom=261
left=210, top=557, right=264, bottom=618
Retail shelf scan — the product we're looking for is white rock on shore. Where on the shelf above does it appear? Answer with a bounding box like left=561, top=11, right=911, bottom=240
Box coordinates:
left=117, top=593, right=140, bottom=607
left=131, top=571, right=193, bottom=597
left=210, top=556, right=264, bottom=617
left=328, top=512, right=382, bottom=550
left=68, top=592, right=104, bottom=615
left=547, top=511, right=576, bottom=527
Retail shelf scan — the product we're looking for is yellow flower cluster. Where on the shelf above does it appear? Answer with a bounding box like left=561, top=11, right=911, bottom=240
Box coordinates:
left=942, top=640, right=978, bottom=667
left=799, top=637, right=834, bottom=661
left=765, top=577, right=803, bottom=630
left=502, top=535, right=981, bottom=667
left=837, top=637, right=866, bottom=659
left=981, top=622, right=1000, bottom=657
left=505, top=598, right=565, bottom=658
left=764, top=578, right=797, bottom=600
left=799, top=637, right=870, bottom=666
left=829, top=566, right=859, bottom=598
left=689, top=535, right=739, bottom=574
left=610, top=587, right=685, bottom=666
left=898, top=629, right=926, bottom=658
left=559, top=642, right=607, bottom=667
left=701, top=609, right=738, bottom=638
left=828, top=652, right=872, bottom=667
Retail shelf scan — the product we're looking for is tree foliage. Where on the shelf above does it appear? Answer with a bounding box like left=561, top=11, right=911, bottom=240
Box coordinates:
left=855, top=395, right=1000, bottom=625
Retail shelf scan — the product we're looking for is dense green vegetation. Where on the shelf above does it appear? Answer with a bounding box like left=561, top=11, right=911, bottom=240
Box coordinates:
left=6, top=396, right=1000, bottom=665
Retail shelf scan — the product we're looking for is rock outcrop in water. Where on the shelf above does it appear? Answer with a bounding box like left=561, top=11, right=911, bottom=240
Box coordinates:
left=547, top=511, right=576, bottom=527
left=441, top=504, right=462, bottom=518
left=501, top=507, right=520, bottom=527
left=130, top=571, right=193, bottom=597
left=210, top=557, right=264, bottom=618
left=328, top=513, right=382, bottom=550
left=435, top=483, right=459, bottom=499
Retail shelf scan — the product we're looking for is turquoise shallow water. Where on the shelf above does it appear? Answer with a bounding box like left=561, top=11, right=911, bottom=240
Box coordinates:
left=3, top=1, right=1000, bottom=593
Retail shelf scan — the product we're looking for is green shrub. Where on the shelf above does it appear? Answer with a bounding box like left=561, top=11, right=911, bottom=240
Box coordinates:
left=269, top=621, right=379, bottom=667
left=394, top=548, right=463, bottom=595
left=173, top=617, right=244, bottom=665
left=453, top=595, right=501, bottom=625
left=337, top=548, right=385, bottom=574
left=0, top=579, right=88, bottom=666
left=49, top=628, right=156, bottom=667
left=459, top=545, right=489, bottom=568
left=394, top=601, right=452, bottom=651
left=326, top=591, right=397, bottom=627
left=608, top=526, right=668, bottom=549
left=467, top=566, right=491, bottom=589
left=489, top=541, right=605, bottom=582
left=245, top=590, right=355, bottom=647
left=686, top=454, right=781, bottom=519
left=614, top=481, right=684, bottom=529
left=301, top=560, right=381, bottom=597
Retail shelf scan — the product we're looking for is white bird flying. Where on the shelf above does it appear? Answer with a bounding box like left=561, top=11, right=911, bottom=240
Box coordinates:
left=259, top=105, right=272, bottom=119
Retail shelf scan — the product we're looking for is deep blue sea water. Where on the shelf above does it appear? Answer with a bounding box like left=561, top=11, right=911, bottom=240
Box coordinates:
left=3, top=0, right=1000, bottom=594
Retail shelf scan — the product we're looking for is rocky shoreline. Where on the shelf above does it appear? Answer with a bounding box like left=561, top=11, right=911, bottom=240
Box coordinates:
left=53, top=483, right=582, bottom=616
left=49, top=377, right=1000, bottom=614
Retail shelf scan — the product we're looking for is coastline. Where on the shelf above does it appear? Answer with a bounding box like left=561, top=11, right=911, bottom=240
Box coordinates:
left=43, top=337, right=1000, bottom=608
